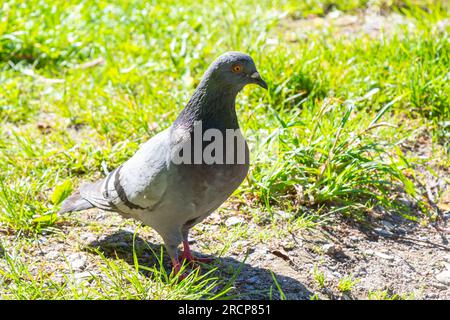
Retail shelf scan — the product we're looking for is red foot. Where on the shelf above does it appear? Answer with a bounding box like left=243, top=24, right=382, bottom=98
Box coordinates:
left=180, top=240, right=213, bottom=264
left=171, top=258, right=188, bottom=281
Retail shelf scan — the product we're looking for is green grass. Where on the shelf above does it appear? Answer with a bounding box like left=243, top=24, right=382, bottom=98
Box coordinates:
left=0, top=238, right=233, bottom=299
left=0, top=0, right=449, bottom=299
left=312, top=265, right=327, bottom=289
left=337, top=275, right=359, bottom=294
left=367, top=289, right=415, bottom=300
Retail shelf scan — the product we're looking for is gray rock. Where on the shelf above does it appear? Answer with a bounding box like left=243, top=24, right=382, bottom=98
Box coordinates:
left=374, top=251, right=395, bottom=261
left=45, top=251, right=60, bottom=260
left=68, top=253, right=87, bottom=271
left=37, top=237, right=48, bottom=244
left=225, top=216, right=244, bottom=227
left=432, top=282, right=448, bottom=290
left=322, top=243, right=336, bottom=255
left=72, top=271, right=94, bottom=285
left=207, top=225, right=219, bottom=232
left=436, top=270, right=450, bottom=286
left=275, top=210, right=292, bottom=219
left=79, top=232, right=97, bottom=244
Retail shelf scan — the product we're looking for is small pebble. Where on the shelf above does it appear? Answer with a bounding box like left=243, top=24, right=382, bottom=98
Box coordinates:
left=322, top=243, right=336, bottom=255
left=68, top=253, right=87, bottom=271
left=332, top=271, right=342, bottom=278
left=374, top=251, right=395, bottom=261
left=436, top=270, right=450, bottom=286
left=275, top=210, right=292, bottom=219
left=45, top=251, right=60, bottom=260
left=72, top=271, right=93, bottom=284
left=225, top=216, right=244, bottom=227
left=80, top=233, right=97, bottom=244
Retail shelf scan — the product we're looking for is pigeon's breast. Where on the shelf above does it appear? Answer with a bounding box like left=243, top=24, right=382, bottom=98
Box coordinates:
left=174, top=159, right=249, bottom=218
left=169, top=132, right=250, bottom=220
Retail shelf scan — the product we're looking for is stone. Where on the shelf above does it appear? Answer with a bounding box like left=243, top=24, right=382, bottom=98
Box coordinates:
left=72, top=271, right=94, bottom=284
left=45, top=251, right=60, bottom=260
left=374, top=251, right=395, bottom=261
left=68, top=253, right=87, bottom=271
left=436, top=270, right=450, bottom=286
left=322, top=243, right=336, bottom=255
left=225, top=216, right=244, bottom=227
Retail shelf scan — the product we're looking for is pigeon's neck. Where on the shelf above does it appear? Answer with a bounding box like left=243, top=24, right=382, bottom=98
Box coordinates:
left=174, top=80, right=240, bottom=131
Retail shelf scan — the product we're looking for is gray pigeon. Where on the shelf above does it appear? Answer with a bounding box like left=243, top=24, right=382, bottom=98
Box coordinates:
left=60, top=52, right=267, bottom=277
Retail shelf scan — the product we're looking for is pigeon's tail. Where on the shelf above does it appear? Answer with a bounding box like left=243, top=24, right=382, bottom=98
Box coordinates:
left=59, top=179, right=115, bottom=214
left=59, top=191, right=94, bottom=214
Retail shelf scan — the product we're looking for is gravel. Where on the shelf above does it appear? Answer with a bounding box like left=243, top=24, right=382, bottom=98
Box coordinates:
left=67, top=253, right=87, bottom=271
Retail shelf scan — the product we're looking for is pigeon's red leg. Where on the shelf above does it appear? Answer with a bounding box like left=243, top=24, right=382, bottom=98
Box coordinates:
left=171, top=257, right=187, bottom=280
left=180, top=240, right=213, bottom=263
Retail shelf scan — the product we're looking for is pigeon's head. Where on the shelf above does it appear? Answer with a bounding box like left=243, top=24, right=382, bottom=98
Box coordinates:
left=205, top=52, right=268, bottom=91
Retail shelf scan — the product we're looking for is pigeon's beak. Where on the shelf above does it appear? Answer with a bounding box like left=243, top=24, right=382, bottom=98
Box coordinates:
left=250, top=71, right=268, bottom=90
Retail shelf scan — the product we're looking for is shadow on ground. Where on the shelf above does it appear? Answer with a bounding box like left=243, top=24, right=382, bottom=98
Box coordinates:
left=86, top=230, right=312, bottom=299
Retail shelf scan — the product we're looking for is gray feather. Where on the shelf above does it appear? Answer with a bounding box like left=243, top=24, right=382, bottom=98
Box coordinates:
left=79, top=179, right=115, bottom=211
left=59, top=191, right=93, bottom=214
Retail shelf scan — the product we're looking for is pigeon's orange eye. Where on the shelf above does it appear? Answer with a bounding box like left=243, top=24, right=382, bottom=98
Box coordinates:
left=231, top=64, right=243, bottom=73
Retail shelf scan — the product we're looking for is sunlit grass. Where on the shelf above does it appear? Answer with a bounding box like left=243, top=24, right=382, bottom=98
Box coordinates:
left=0, top=238, right=234, bottom=299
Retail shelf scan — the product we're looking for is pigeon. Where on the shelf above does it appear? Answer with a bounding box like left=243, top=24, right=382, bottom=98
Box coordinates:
left=59, top=51, right=267, bottom=277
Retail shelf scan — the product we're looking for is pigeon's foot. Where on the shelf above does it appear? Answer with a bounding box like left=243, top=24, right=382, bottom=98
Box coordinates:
left=180, top=240, right=213, bottom=264
left=171, top=258, right=188, bottom=281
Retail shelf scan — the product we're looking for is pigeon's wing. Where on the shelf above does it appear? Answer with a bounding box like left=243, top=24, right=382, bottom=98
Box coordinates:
left=80, top=128, right=171, bottom=215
